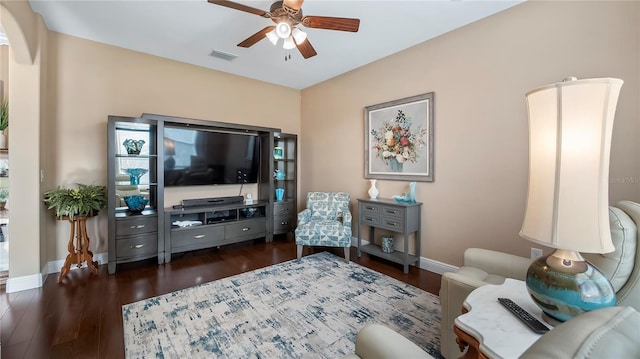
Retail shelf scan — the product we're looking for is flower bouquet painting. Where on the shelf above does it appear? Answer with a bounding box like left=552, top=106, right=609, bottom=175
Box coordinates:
left=365, top=93, right=434, bottom=182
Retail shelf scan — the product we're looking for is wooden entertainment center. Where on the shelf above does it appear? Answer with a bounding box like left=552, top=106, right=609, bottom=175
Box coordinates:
left=107, top=113, right=297, bottom=273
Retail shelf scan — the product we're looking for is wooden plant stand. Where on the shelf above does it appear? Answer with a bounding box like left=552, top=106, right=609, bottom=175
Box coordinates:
left=58, top=214, right=99, bottom=283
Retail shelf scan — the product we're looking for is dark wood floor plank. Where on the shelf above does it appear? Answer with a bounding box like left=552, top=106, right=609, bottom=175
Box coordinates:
left=1, top=238, right=441, bottom=358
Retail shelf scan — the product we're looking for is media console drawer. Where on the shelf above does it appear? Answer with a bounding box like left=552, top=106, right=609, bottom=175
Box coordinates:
left=226, top=218, right=266, bottom=239
left=116, top=215, right=158, bottom=236
left=116, top=233, right=158, bottom=259
left=171, top=225, right=225, bottom=251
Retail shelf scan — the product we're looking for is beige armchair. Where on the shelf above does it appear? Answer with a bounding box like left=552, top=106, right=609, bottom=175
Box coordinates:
left=439, top=200, right=640, bottom=358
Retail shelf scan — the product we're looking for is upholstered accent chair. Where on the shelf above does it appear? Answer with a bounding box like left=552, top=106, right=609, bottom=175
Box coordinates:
left=295, top=192, right=352, bottom=263
left=439, top=200, right=640, bottom=358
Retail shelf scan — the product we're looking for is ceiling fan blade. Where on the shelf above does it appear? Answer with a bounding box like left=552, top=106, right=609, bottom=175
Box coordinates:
left=237, top=26, right=276, bottom=48
left=208, top=0, right=268, bottom=17
left=296, top=38, right=317, bottom=59
left=283, top=0, right=304, bottom=11
left=302, top=16, right=360, bottom=32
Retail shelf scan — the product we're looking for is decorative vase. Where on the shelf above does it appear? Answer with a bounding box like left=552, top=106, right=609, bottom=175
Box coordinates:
left=368, top=179, right=379, bottom=199
left=273, top=170, right=286, bottom=180
left=275, top=188, right=285, bottom=201
left=273, top=147, right=283, bottom=159
left=389, top=157, right=403, bottom=172
left=381, top=235, right=394, bottom=253
left=125, top=168, right=148, bottom=185
left=409, top=182, right=416, bottom=203
left=123, top=195, right=148, bottom=213
left=123, top=139, right=146, bottom=155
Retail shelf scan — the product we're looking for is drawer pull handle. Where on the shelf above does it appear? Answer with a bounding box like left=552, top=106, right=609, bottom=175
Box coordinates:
left=365, top=217, right=374, bottom=221
left=194, top=234, right=206, bottom=239
left=130, top=224, right=145, bottom=229
left=386, top=221, right=398, bottom=226
left=130, top=244, right=145, bottom=249
left=365, top=206, right=376, bottom=210
left=242, top=227, right=250, bottom=232
left=386, top=210, right=398, bottom=214
left=281, top=221, right=288, bottom=225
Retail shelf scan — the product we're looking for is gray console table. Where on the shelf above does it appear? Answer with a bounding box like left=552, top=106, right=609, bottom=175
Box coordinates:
left=357, top=198, right=422, bottom=273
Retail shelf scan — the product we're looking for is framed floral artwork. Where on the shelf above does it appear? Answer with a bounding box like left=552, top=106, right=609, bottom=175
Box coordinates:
left=365, top=93, right=434, bottom=182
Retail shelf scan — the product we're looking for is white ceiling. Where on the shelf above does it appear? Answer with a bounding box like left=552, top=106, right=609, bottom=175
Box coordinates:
left=28, top=0, right=524, bottom=90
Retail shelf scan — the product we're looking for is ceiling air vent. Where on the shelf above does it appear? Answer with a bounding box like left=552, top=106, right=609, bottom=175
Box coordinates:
left=209, top=49, right=238, bottom=61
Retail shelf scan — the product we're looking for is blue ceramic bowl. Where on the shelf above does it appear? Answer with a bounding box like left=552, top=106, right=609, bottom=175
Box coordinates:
left=123, top=195, right=148, bottom=213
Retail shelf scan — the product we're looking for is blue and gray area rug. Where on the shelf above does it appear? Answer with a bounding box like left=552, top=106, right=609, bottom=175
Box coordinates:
left=122, top=252, right=442, bottom=358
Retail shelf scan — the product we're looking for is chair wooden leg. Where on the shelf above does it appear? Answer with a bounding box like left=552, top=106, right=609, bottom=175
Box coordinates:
left=297, top=245, right=303, bottom=260
left=344, top=247, right=350, bottom=263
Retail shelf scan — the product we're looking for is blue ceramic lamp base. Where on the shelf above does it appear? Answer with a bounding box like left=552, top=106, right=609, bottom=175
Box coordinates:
left=526, top=249, right=616, bottom=325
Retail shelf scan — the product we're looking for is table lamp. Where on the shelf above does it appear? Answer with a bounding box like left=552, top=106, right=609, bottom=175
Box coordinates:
left=520, top=77, right=624, bottom=324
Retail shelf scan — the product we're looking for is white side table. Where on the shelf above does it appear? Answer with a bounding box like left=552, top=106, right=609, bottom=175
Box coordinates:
left=453, top=278, right=552, bottom=359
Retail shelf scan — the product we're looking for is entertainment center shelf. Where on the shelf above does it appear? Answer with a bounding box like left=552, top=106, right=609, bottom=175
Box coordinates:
left=164, top=202, right=267, bottom=261
left=107, top=113, right=295, bottom=273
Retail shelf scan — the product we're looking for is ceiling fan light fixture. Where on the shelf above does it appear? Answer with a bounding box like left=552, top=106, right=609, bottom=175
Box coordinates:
left=275, top=22, right=292, bottom=39
left=283, top=36, right=296, bottom=50
left=266, top=29, right=279, bottom=45
left=292, top=28, right=307, bottom=44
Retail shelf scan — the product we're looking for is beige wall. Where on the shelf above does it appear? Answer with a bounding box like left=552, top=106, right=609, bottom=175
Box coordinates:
left=301, top=1, right=640, bottom=266
left=46, top=33, right=301, bottom=261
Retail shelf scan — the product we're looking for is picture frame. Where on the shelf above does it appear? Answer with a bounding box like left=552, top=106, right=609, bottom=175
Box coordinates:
left=364, top=92, right=434, bottom=182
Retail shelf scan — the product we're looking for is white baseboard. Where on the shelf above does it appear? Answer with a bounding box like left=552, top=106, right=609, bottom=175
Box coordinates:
left=5, top=252, right=109, bottom=293
left=6, top=273, right=44, bottom=293
left=351, top=237, right=458, bottom=275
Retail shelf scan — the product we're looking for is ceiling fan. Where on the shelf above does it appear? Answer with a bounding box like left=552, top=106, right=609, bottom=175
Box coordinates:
left=208, top=0, right=360, bottom=59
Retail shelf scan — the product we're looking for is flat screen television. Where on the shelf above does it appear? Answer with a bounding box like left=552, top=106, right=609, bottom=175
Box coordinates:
left=164, top=126, right=260, bottom=186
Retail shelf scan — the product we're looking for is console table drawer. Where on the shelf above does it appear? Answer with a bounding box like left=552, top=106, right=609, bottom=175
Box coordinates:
left=361, top=203, right=382, bottom=216
left=379, top=216, right=404, bottom=231
left=226, top=219, right=266, bottom=239
left=171, top=225, right=224, bottom=250
left=116, top=216, right=158, bottom=236
left=361, top=213, right=380, bottom=226
left=116, top=233, right=158, bottom=258
left=382, top=206, right=405, bottom=219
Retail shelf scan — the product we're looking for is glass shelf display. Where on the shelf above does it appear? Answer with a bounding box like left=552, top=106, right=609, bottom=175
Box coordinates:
left=272, top=133, right=297, bottom=235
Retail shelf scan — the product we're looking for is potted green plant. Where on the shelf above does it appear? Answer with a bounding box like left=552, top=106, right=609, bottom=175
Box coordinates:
left=0, top=100, right=8, bottom=150
left=44, top=183, right=107, bottom=219
left=0, top=187, right=8, bottom=210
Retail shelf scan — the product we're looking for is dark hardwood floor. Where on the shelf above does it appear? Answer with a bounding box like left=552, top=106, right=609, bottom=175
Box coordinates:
left=0, top=235, right=442, bottom=359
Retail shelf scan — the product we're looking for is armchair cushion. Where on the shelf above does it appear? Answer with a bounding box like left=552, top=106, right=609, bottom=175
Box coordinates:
left=521, top=306, right=640, bottom=359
